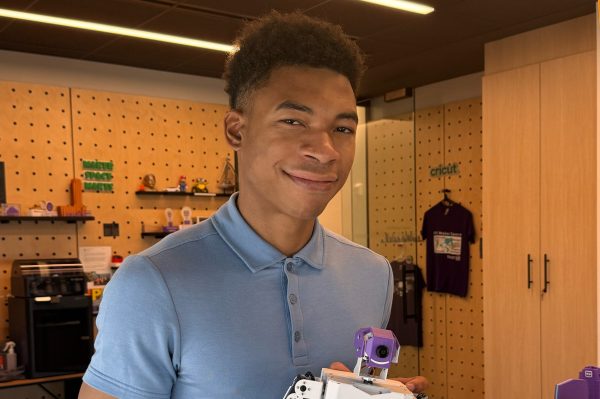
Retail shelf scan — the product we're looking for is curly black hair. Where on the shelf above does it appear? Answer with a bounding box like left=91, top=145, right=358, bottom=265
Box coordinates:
left=223, top=11, right=365, bottom=109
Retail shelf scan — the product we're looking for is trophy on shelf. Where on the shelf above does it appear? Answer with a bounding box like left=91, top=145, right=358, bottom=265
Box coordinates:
left=217, top=155, right=236, bottom=195
left=163, top=208, right=178, bottom=233
left=179, top=206, right=193, bottom=229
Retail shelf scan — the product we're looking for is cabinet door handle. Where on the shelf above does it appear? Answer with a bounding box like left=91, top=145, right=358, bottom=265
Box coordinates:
left=543, top=254, right=550, bottom=293
left=527, top=254, right=533, bottom=289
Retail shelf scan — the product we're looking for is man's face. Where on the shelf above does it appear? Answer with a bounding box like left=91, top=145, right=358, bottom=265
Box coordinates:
left=228, top=66, right=357, bottom=221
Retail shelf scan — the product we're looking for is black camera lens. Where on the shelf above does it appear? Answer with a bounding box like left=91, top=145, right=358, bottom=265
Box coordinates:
left=375, top=345, right=389, bottom=358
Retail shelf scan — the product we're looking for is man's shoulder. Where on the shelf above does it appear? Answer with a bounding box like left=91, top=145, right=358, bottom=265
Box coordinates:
left=139, top=219, right=221, bottom=259
left=322, top=228, right=389, bottom=267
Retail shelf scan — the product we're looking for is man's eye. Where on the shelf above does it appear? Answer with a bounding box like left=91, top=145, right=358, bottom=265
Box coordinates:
left=282, top=119, right=302, bottom=125
left=336, top=126, right=355, bottom=134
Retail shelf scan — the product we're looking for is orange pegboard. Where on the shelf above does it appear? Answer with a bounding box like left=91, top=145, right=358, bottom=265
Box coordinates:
left=0, top=80, right=233, bottom=345
left=0, top=81, right=78, bottom=342
left=71, top=88, right=233, bottom=257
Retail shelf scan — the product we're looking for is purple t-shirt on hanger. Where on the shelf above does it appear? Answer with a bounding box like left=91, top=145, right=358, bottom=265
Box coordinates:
left=421, top=202, right=475, bottom=297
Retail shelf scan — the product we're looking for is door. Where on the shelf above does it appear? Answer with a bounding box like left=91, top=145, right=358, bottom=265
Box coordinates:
left=483, top=64, right=542, bottom=398
left=540, top=50, right=597, bottom=399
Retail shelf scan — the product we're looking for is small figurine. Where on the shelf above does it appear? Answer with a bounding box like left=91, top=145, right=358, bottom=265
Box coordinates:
left=178, top=176, right=187, bottom=192
left=1, top=203, right=20, bottom=216
left=139, top=174, right=157, bottom=191
left=57, top=178, right=88, bottom=216
left=192, top=178, right=209, bottom=193
left=218, top=155, right=236, bottom=194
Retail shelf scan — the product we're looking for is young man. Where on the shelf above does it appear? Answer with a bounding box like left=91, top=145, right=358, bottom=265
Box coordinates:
left=80, top=11, right=427, bottom=399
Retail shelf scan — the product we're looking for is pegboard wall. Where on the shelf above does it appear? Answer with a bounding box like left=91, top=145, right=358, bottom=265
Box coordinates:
left=0, top=80, right=232, bottom=344
left=71, top=88, right=231, bottom=256
left=368, top=98, right=483, bottom=398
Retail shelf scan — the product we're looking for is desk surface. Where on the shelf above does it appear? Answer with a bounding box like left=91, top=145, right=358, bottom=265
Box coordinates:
left=0, top=372, right=83, bottom=388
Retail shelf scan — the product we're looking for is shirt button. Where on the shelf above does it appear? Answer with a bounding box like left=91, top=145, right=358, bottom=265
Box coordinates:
left=286, top=262, right=294, bottom=272
left=289, top=294, right=297, bottom=305
left=294, top=331, right=301, bottom=342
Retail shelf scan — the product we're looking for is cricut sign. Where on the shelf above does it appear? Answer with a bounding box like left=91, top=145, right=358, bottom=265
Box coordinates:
left=430, top=163, right=460, bottom=178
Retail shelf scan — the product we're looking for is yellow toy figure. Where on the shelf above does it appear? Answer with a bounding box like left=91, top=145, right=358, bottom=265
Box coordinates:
left=192, top=178, right=209, bottom=193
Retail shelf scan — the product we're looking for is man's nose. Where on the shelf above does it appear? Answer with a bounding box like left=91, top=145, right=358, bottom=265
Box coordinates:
left=301, top=129, right=339, bottom=164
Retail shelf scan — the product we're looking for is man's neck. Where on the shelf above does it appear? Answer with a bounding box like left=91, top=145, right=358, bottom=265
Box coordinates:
left=236, top=193, right=315, bottom=257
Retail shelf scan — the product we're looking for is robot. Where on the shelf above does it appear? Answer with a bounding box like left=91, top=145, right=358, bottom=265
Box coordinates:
left=283, top=327, right=426, bottom=399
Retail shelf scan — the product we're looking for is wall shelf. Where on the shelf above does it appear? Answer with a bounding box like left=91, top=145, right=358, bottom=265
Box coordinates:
left=141, top=231, right=169, bottom=239
left=0, top=216, right=95, bottom=224
left=135, top=191, right=231, bottom=197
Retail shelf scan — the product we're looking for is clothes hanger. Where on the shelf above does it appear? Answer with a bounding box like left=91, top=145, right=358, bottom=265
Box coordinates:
left=441, top=188, right=455, bottom=207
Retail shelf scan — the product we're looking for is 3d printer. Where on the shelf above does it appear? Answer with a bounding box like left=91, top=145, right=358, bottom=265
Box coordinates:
left=9, top=258, right=93, bottom=377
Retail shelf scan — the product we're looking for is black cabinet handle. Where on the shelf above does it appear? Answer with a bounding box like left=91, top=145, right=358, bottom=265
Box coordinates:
left=527, top=254, right=533, bottom=289
left=543, top=254, right=550, bottom=293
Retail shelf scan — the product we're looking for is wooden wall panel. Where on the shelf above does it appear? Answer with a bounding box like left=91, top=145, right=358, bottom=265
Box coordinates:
left=482, top=64, right=543, bottom=399
left=539, top=50, right=597, bottom=399
left=485, top=14, right=595, bottom=74
left=71, top=89, right=232, bottom=257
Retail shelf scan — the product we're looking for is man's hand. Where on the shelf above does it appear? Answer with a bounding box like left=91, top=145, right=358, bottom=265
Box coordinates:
left=328, top=362, right=429, bottom=393
left=329, top=361, right=351, bottom=372
left=389, top=376, right=429, bottom=393
left=78, top=382, right=116, bottom=399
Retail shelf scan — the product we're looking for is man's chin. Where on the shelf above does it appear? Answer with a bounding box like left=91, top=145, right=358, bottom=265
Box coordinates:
left=289, top=199, right=331, bottom=221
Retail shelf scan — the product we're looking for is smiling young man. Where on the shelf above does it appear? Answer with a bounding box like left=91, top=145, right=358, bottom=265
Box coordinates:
left=79, top=11, right=427, bottom=399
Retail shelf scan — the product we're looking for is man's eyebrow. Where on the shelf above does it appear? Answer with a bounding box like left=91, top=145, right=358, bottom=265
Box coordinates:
left=276, top=100, right=358, bottom=124
left=337, top=112, right=359, bottom=124
left=275, top=101, right=313, bottom=114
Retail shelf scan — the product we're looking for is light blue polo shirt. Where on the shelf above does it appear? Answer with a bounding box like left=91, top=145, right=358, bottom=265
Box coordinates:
left=83, top=193, right=393, bottom=399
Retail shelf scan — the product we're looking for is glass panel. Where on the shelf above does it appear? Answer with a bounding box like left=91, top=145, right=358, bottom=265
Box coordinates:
left=364, top=96, right=420, bottom=377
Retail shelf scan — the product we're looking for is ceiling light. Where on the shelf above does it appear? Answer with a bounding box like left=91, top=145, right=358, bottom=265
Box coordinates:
left=358, top=0, right=434, bottom=15
left=0, top=8, right=235, bottom=53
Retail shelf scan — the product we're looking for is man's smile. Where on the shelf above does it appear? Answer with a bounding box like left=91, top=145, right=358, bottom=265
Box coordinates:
left=284, top=170, right=338, bottom=192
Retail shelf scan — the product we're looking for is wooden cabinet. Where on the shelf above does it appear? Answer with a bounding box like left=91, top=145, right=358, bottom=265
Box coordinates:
left=483, top=50, right=596, bottom=398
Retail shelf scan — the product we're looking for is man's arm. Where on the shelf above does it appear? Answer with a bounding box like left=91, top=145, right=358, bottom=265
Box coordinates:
left=329, top=362, right=429, bottom=393
left=78, top=382, right=116, bottom=399
left=81, top=256, right=180, bottom=397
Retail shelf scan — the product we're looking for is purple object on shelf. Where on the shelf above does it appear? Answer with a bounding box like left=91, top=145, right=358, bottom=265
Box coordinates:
left=555, top=366, right=600, bottom=399
left=353, top=327, right=399, bottom=369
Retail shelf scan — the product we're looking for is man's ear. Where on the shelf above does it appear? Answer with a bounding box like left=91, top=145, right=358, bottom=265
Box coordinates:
left=224, top=110, right=245, bottom=150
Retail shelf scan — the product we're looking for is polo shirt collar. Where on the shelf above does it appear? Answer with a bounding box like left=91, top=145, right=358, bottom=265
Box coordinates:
left=211, top=193, right=325, bottom=273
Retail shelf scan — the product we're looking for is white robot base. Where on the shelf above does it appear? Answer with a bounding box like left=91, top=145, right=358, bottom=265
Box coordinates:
left=285, top=368, right=416, bottom=399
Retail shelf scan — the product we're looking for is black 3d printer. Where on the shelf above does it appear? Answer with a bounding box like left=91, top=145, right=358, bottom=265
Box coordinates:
left=8, top=258, right=93, bottom=378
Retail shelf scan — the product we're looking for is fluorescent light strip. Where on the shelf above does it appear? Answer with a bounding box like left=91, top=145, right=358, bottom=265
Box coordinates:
left=0, top=8, right=235, bottom=52
left=358, top=0, right=434, bottom=15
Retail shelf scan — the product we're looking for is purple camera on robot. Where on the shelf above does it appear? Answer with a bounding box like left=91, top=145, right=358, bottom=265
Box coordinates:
left=354, top=327, right=400, bottom=370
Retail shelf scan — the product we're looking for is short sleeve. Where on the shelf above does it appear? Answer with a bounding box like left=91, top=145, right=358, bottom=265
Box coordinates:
left=83, top=255, right=181, bottom=399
